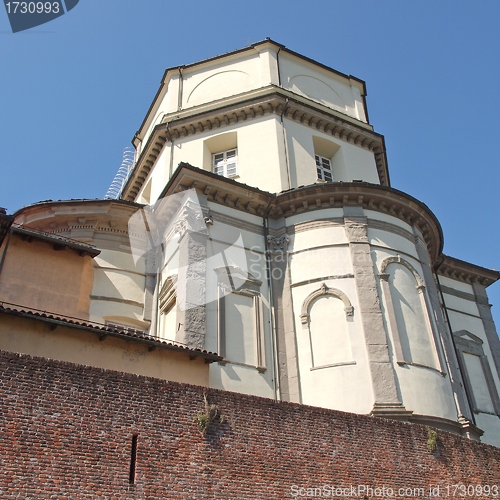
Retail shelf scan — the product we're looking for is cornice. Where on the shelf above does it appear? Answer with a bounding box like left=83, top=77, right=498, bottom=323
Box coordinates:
left=275, top=182, right=442, bottom=262
left=122, top=88, right=388, bottom=202
left=437, top=255, right=500, bottom=287
left=11, top=225, right=100, bottom=258
left=163, top=164, right=443, bottom=263
left=12, top=199, right=144, bottom=249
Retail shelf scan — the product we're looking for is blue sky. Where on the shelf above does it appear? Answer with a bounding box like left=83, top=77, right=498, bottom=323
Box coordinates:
left=1, top=0, right=499, bottom=326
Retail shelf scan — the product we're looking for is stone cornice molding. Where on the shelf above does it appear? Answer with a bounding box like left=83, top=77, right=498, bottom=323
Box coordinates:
left=437, top=255, right=500, bottom=287
left=12, top=200, right=145, bottom=250
left=274, top=182, right=443, bottom=263
left=161, top=164, right=444, bottom=263
left=122, top=88, right=389, bottom=201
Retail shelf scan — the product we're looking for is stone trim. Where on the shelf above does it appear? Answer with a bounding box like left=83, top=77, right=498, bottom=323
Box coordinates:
left=300, top=283, right=354, bottom=324
left=439, top=285, right=482, bottom=304
left=366, top=218, right=415, bottom=244
left=445, top=306, right=482, bottom=320
left=438, top=255, right=500, bottom=287
left=159, top=275, right=177, bottom=313
left=159, top=165, right=444, bottom=263
left=370, top=402, right=414, bottom=420
left=288, top=242, right=349, bottom=257
left=216, top=269, right=266, bottom=372
left=287, top=218, right=344, bottom=234
left=123, top=89, right=389, bottom=201
left=472, top=282, right=500, bottom=385
left=379, top=255, right=425, bottom=287
left=454, top=330, right=500, bottom=416
left=267, top=234, right=290, bottom=255
left=405, top=413, right=483, bottom=441
left=210, top=210, right=263, bottom=236
left=378, top=255, right=444, bottom=372
left=291, top=274, right=355, bottom=289
left=89, top=295, right=144, bottom=309
left=343, top=213, right=404, bottom=408
left=310, top=361, right=356, bottom=371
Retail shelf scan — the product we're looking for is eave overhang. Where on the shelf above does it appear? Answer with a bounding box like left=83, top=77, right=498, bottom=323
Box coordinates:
left=11, top=225, right=100, bottom=258
left=0, top=302, right=222, bottom=363
left=122, top=87, right=388, bottom=202
left=161, top=164, right=442, bottom=263
left=436, top=255, right=500, bottom=287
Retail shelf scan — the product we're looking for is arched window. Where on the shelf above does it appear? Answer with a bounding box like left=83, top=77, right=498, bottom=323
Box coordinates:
left=300, top=283, right=354, bottom=369
left=454, top=330, right=500, bottom=416
left=216, top=266, right=266, bottom=371
left=379, top=256, right=441, bottom=370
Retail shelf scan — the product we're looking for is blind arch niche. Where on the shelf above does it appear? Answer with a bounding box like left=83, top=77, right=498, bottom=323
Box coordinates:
left=300, top=283, right=355, bottom=369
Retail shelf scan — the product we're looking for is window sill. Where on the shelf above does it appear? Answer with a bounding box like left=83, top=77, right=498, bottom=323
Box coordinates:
left=310, top=360, right=356, bottom=371
left=396, top=361, right=446, bottom=376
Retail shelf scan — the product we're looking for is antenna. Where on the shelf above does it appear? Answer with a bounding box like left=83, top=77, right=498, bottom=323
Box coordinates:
left=105, top=147, right=136, bottom=200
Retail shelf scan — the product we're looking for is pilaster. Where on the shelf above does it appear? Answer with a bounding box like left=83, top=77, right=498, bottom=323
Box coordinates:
left=343, top=207, right=408, bottom=416
left=413, top=228, right=472, bottom=421
left=472, top=282, right=500, bottom=382
left=267, top=232, right=301, bottom=403
left=174, top=201, right=208, bottom=350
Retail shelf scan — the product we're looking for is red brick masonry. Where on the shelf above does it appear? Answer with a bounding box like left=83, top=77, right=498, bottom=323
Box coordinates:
left=1, top=350, right=499, bottom=499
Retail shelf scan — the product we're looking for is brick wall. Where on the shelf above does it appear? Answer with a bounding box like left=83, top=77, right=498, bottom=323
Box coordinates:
left=1, top=349, right=499, bottom=499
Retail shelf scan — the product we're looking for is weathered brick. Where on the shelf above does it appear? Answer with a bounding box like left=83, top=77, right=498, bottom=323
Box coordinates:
left=0, top=349, right=499, bottom=499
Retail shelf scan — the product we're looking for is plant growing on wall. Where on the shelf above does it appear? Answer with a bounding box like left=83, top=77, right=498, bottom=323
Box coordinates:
left=426, top=428, right=438, bottom=453
left=194, top=392, right=225, bottom=436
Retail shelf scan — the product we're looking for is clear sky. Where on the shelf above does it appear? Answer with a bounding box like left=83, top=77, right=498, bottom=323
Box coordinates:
left=1, top=0, right=499, bottom=327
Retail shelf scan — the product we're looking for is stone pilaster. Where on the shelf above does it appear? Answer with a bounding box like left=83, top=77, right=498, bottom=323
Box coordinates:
left=472, top=281, right=500, bottom=382
left=343, top=207, right=408, bottom=416
left=413, top=228, right=473, bottom=422
left=173, top=201, right=208, bottom=350
left=267, top=233, right=301, bottom=403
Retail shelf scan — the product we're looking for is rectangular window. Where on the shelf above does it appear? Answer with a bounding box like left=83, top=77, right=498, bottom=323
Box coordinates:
left=213, top=149, right=238, bottom=178
left=315, top=154, right=333, bottom=182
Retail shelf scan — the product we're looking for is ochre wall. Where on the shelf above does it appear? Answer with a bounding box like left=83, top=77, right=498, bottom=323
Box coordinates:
left=0, top=235, right=94, bottom=319
left=1, top=350, right=499, bottom=499
left=0, top=315, right=210, bottom=387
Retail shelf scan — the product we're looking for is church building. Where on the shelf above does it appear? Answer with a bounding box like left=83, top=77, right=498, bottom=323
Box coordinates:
left=1, top=39, right=499, bottom=448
